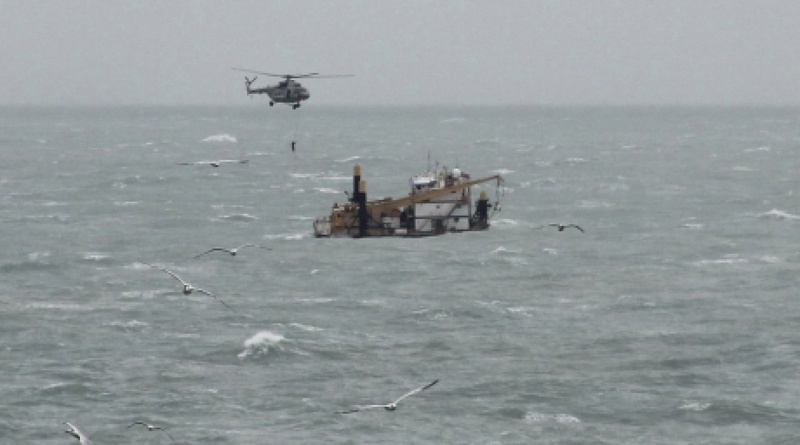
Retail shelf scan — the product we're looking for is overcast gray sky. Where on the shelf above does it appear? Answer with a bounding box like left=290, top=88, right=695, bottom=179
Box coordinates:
left=2, top=0, right=799, bottom=106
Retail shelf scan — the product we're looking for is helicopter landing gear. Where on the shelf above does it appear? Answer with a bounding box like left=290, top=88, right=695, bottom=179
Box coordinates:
left=292, top=103, right=300, bottom=110
left=269, top=101, right=274, bottom=106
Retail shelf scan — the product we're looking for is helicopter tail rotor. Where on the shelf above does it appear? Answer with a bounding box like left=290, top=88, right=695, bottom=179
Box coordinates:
left=244, top=76, right=257, bottom=95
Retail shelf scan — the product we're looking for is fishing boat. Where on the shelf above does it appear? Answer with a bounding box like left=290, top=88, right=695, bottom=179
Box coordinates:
left=313, top=163, right=504, bottom=238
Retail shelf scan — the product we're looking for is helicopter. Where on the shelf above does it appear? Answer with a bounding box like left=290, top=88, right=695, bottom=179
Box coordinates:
left=232, top=69, right=354, bottom=109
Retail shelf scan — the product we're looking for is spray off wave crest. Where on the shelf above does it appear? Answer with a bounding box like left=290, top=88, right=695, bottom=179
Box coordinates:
left=238, top=331, right=286, bottom=360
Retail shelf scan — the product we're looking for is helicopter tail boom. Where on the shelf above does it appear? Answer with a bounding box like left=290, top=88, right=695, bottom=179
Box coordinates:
left=243, top=76, right=270, bottom=96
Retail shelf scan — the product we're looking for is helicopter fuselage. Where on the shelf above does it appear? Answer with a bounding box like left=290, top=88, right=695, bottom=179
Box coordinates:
left=247, top=79, right=310, bottom=109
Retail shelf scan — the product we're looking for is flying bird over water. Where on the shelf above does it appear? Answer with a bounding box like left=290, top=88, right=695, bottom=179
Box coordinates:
left=536, top=223, right=585, bottom=232
left=339, top=379, right=439, bottom=414
left=143, top=263, right=234, bottom=311
left=127, top=422, right=175, bottom=441
left=193, top=243, right=271, bottom=258
left=177, top=159, right=249, bottom=167
left=64, top=422, right=93, bottom=445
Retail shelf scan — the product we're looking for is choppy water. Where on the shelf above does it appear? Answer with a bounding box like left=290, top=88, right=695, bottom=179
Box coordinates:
left=2, top=105, right=799, bottom=444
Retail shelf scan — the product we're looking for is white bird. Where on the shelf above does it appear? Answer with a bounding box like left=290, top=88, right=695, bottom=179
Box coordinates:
left=193, top=243, right=271, bottom=259
left=64, top=422, right=93, bottom=445
left=127, top=421, right=175, bottom=442
left=536, top=223, right=584, bottom=232
left=339, top=379, right=439, bottom=414
left=177, top=159, right=249, bottom=167
left=144, top=263, right=234, bottom=311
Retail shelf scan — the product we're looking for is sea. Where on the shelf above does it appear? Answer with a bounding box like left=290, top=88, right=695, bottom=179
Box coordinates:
left=1, top=105, right=799, bottom=444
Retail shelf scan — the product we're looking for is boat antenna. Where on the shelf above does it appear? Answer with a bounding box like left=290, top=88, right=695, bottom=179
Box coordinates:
left=427, top=150, right=431, bottom=172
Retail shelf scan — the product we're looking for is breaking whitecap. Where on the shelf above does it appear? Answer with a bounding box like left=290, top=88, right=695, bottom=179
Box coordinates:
left=238, top=330, right=285, bottom=360
left=201, top=134, right=237, bottom=143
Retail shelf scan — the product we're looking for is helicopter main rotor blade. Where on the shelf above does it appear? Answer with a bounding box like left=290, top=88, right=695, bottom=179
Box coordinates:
left=232, top=68, right=293, bottom=77
left=232, top=68, right=318, bottom=78
left=231, top=68, right=353, bottom=79
left=304, top=74, right=356, bottom=78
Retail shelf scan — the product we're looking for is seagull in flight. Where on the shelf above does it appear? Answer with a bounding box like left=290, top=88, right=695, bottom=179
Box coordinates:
left=193, top=243, right=271, bottom=259
left=177, top=159, right=249, bottom=167
left=64, top=422, right=93, bottom=445
left=127, top=422, right=175, bottom=442
left=143, top=263, right=234, bottom=311
left=339, top=379, right=439, bottom=414
left=536, top=223, right=585, bottom=232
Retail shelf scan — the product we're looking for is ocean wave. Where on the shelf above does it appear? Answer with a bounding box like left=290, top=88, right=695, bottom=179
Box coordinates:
left=291, top=172, right=324, bottom=179
left=102, top=319, right=149, bottom=329
left=758, top=209, right=800, bottom=220
left=313, top=187, right=340, bottom=194
left=289, top=322, right=323, bottom=332
left=490, top=218, right=519, bottom=227
left=697, top=399, right=796, bottom=424
left=1, top=255, right=57, bottom=273
left=238, top=330, right=285, bottom=360
left=439, top=117, right=466, bottom=124
left=679, top=401, right=712, bottom=412
left=263, top=232, right=310, bottom=241
left=506, top=306, right=533, bottom=317
left=23, top=302, right=90, bottom=311
left=474, top=139, right=502, bottom=146
left=318, top=175, right=351, bottom=181
left=119, top=289, right=163, bottom=300
left=202, top=134, right=237, bottom=143
left=492, top=168, right=515, bottom=175
left=39, top=382, right=93, bottom=395
left=694, top=256, right=749, bottom=266
left=80, top=252, right=112, bottom=262
left=524, top=411, right=581, bottom=423
left=295, top=297, right=335, bottom=304
left=413, top=307, right=452, bottom=320
left=20, top=214, right=70, bottom=223
left=491, top=246, right=522, bottom=254
left=334, top=156, right=361, bottom=163
left=565, top=157, right=589, bottom=164
left=217, top=213, right=259, bottom=222
left=578, top=200, right=612, bottom=209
